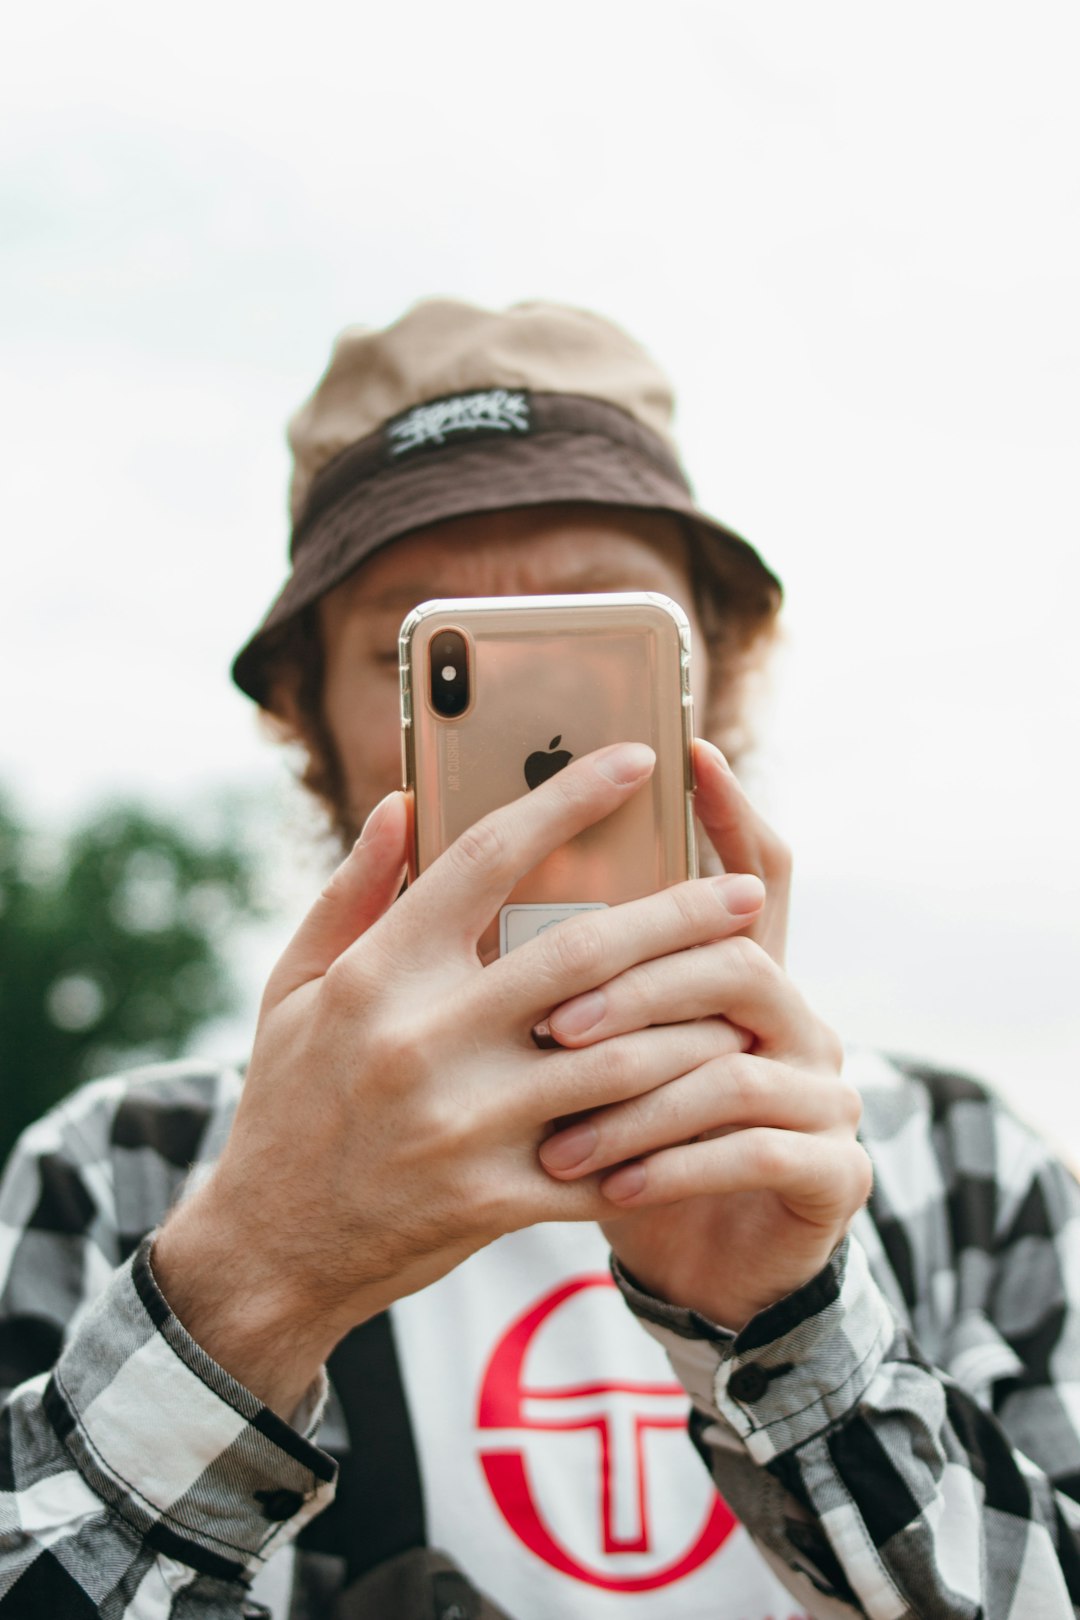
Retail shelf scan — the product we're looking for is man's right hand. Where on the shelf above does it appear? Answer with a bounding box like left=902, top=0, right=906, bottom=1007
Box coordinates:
left=152, top=741, right=763, bottom=1417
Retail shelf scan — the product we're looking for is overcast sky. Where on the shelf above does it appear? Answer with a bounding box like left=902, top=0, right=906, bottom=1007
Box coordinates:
left=3, top=1, right=1078, bottom=1142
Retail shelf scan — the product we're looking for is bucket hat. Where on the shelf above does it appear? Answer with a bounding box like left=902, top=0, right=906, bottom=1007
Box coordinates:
left=232, top=298, right=781, bottom=704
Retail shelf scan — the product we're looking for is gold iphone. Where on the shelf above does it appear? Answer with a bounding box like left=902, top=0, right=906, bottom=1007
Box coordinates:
left=399, top=593, right=697, bottom=961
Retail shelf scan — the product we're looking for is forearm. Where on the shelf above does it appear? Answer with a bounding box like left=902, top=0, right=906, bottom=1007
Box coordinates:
left=149, top=1158, right=447, bottom=1422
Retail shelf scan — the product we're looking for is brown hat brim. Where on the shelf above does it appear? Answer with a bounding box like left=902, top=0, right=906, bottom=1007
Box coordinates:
left=232, top=392, right=781, bottom=705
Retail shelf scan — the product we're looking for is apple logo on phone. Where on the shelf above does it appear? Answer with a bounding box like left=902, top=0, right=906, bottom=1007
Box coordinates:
left=524, top=735, right=573, bottom=790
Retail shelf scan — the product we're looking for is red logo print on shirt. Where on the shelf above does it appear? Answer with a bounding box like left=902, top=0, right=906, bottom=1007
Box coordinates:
left=476, top=1274, right=736, bottom=1591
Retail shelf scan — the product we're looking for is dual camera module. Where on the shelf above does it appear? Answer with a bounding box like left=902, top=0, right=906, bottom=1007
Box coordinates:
left=429, top=629, right=469, bottom=717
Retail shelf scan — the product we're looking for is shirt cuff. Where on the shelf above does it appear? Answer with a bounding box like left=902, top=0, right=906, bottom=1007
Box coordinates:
left=613, top=1234, right=896, bottom=1465
left=46, top=1234, right=337, bottom=1583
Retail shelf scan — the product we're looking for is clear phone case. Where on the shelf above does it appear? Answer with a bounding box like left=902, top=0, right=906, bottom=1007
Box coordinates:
left=399, top=593, right=697, bottom=960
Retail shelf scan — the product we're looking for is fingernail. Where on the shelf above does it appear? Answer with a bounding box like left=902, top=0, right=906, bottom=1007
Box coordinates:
left=540, top=1122, right=597, bottom=1170
left=715, top=873, right=765, bottom=914
left=550, top=989, right=605, bottom=1038
left=601, top=1162, right=647, bottom=1202
left=594, top=743, right=655, bottom=785
left=357, top=793, right=396, bottom=848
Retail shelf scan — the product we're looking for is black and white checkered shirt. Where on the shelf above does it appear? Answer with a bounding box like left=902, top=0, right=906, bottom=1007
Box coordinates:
left=2, top=1048, right=1080, bottom=1618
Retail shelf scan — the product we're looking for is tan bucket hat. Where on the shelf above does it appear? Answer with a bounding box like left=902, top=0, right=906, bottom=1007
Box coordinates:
left=232, top=298, right=782, bottom=704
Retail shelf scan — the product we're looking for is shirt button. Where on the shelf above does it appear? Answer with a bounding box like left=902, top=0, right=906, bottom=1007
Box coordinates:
left=728, top=1363, right=770, bottom=1403
left=255, top=1487, right=305, bottom=1521
left=433, top=1570, right=479, bottom=1619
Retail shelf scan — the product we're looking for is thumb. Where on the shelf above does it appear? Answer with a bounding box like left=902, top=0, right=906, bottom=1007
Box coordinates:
left=265, top=791, right=408, bottom=1003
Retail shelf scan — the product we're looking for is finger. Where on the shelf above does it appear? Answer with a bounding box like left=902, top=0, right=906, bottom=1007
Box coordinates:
left=599, top=1129, right=873, bottom=1220
left=475, top=871, right=764, bottom=1030
left=512, top=1016, right=747, bottom=1130
left=265, top=792, right=408, bottom=1001
left=546, top=933, right=836, bottom=1063
left=382, top=743, right=655, bottom=966
left=540, top=1055, right=861, bottom=1178
left=693, top=739, right=792, bottom=963
left=693, top=739, right=782, bottom=880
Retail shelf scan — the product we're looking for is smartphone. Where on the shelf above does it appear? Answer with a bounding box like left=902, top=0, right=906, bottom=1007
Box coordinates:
left=399, top=593, right=697, bottom=961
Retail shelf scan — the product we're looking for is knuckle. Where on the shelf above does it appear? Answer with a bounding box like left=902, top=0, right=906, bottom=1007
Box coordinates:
left=547, top=757, right=589, bottom=805
left=419, top=1090, right=470, bottom=1158
left=320, top=956, right=361, bottom=1012
left=366, top=1013, right=427, bottom=1085
left=544, top=915, right=605, bottom=981
left=586, top=1035, right=641, bottom=1095
left=747, top=1129, right=791, bottom=1182
left=817, top=1020, right=846, bottom=1073
left=462, top=1156, right=530, bottom=1237
left=833, top=1072, right=864, bottom=1130
left=450, top=813, right=509, bottom=881
left=623, top=953, right=665, bottom=1006
left=723, top=1052, right=765, bottom=1113
left=725, top=932, right=772, bottom=986
left=669, top=879, right=707, bottom=930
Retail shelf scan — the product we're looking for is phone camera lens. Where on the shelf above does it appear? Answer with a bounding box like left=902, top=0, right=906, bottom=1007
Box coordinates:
left=430, top=630, right=469, bottom=716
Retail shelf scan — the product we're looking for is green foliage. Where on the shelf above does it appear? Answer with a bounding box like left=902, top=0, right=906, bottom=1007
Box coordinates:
left=0, top=790, right=265, bottom=1166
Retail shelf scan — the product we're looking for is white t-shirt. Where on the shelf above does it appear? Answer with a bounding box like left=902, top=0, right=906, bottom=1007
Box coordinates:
left=390, top=1220, right=809, bottom=1620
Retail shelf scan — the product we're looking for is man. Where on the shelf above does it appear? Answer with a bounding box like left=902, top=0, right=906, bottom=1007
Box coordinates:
left=2, top=299, right=1079, bottom=1619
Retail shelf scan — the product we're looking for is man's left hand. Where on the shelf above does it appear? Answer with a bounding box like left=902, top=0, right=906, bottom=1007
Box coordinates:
left=538, top=739, right=872, bottom=1332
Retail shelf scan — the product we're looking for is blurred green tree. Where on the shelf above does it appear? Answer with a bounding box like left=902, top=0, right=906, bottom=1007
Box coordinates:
left=0, top=790, right=266, bottom=1167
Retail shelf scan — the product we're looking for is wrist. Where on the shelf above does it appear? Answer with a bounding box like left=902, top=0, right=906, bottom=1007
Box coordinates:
left=152, top=1183, right=345, bottom=1419
left=605, top=1222, right=850, bottom=1335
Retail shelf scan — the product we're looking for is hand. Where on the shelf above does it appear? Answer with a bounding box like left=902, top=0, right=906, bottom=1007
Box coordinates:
left=538, top=740, right=872, bottom=1332
left=153, top=743, right=762, bottom=1413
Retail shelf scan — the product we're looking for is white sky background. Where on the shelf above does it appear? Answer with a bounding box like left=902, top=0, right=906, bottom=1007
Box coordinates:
left=2, top=2, right=1078, bottom=1144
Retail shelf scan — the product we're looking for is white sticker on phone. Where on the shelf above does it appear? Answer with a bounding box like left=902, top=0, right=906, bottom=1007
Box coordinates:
left=499, top=902, right=608, bottom=955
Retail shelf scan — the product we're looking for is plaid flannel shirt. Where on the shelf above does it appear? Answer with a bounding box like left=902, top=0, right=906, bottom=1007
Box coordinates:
left=2, top=1049, right=1080, bottom=1618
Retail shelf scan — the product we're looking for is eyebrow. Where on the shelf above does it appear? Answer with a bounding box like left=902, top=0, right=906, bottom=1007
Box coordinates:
left=363, top=586, right=440, bottom=609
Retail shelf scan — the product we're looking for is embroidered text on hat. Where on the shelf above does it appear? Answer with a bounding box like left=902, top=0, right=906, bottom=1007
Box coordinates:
left=387, top=390, right=532, bottom=456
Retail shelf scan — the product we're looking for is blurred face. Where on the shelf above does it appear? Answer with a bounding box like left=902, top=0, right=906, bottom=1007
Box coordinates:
left=316, top=504, right=710, bottom=837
